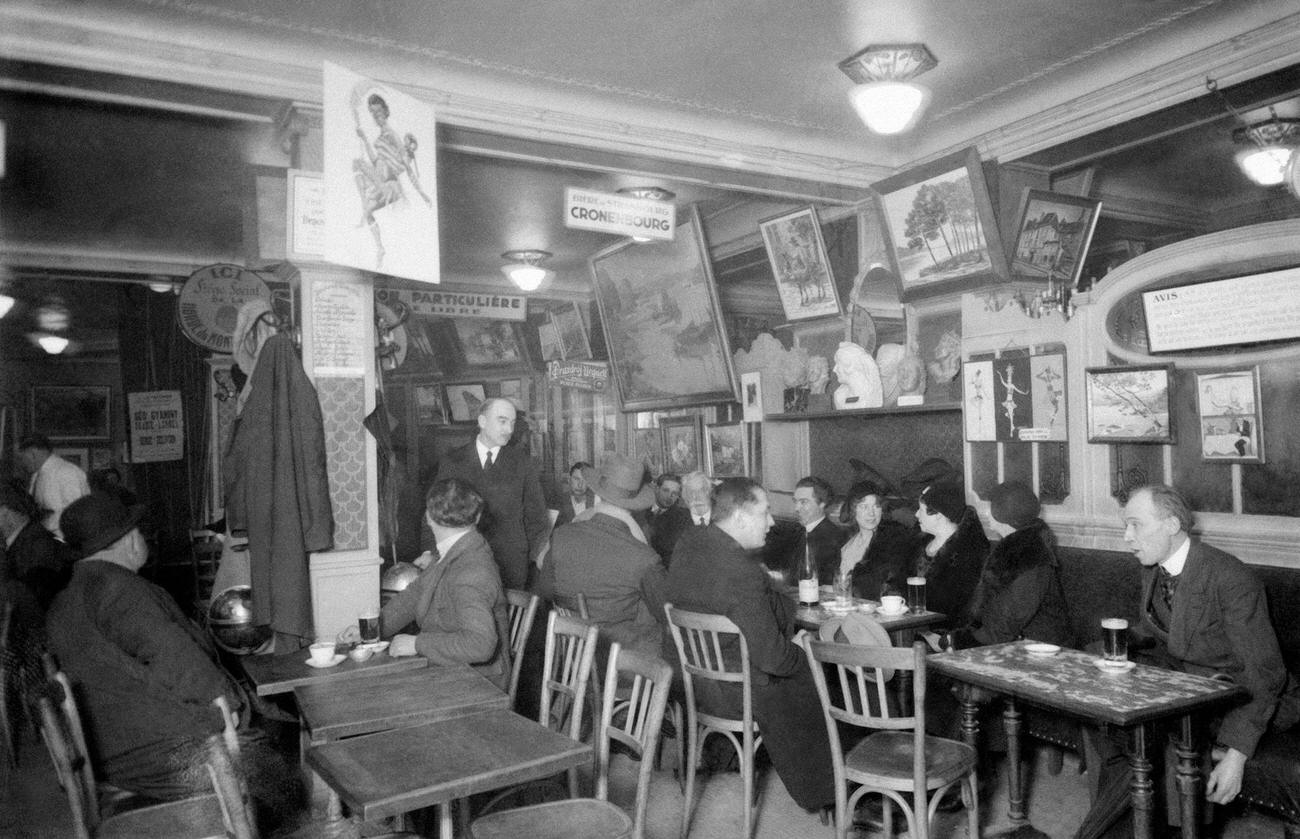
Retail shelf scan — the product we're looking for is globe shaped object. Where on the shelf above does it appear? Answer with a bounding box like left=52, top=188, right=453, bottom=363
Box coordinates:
left=381, top=561, right=421, bottom=606
left=208, top=586, right=272, bottom=655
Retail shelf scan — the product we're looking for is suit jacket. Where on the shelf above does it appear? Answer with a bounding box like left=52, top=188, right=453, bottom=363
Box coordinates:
left=380, top=529, right=511, bottom=689
left=4, top=519, right=75, bottom=611
left=646, top=504, right=691, bottom=564
left=46, top=560, right=244, bottom=798
left=1134, top=540, right=1300, bottom=757
left=435, top=442, right=548, bottom=590
left=554, top=488, right=595, bottom=528
left=664, top=525, right=834, bottom=810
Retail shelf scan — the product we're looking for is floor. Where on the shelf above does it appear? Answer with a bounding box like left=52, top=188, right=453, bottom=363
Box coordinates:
left=3, top=719, right=1289, bottom=839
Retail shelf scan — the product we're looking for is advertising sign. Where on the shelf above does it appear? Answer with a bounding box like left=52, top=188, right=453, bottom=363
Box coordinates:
left=128, top=391, right=184, bottom=463
left=564, top=187, right=675, bottom=241
left=376, top=287, right=527, bottom=322
left=546, top=360, right=609, bottom=392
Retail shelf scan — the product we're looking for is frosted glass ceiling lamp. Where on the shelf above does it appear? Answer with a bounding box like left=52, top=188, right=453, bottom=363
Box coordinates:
left=32, top=333, right=69, bottom=355
left=500, top=250, right=553, bottom=292
left=1232, top=115, right=1299, bottom=186
left=0, top=294, right=13, bottom=319
left=839, top=43, right=937, bottom=135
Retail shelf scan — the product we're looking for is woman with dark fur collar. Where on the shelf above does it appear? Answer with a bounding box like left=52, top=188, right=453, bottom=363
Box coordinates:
left=915, top=480, right=988, bottom=626
left=950, top=481, right=1073, bottom=649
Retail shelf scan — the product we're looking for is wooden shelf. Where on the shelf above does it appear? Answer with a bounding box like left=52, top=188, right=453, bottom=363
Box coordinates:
left=765, top=403, right=961, bottom=422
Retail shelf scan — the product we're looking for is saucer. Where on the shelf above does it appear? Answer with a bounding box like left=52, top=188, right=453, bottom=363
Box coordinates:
left=305, top=654, right=345, bottom=669
left=856, top=601, right=878, bottom=614
left=1093, top=658, right=1136, bottom=673
left=877, top=607, right=907, bottom=618
left=821, top=603, right=854, bottom=616
left=358, top=641, right=390, bottom=653
left=1025, top=643, right=1061, bottom=656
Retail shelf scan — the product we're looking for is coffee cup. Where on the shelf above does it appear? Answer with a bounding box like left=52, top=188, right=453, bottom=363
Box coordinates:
left=880, top=595, right=906, bottom=614
left=309, top=641, right=336, bottom=665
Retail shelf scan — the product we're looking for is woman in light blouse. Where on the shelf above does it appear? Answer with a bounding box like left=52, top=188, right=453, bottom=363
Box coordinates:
left=840, top=480, right=920, bottom=601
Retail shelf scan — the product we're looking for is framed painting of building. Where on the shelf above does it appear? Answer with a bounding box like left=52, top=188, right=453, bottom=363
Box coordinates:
left=1009, top=189, right=1101, bottom=288
left=589, top=207, right=738, bottom=411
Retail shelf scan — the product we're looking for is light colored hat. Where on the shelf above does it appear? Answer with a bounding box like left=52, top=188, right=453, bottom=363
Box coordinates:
left=818, top=612, right=895, bottom=681
left=582, top=454, right=655, bottom=511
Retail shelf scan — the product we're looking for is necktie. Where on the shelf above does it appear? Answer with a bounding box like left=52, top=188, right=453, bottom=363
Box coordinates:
left=484, top=450, right=494, bottom=470
left=1159, top=567, right=1178, bottom=611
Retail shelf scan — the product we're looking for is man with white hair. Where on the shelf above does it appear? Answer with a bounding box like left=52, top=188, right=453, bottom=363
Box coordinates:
left=17, top=433, right=89, bottom=540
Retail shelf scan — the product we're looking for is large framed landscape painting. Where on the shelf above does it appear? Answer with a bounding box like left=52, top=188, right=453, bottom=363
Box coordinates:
left=872, top=147, right=1007, bottom=301
left=589, top=206, right=738, bottom=411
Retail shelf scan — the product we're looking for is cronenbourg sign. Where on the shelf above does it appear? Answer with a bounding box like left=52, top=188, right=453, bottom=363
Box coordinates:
left=563, top=188, right=675, bottom=241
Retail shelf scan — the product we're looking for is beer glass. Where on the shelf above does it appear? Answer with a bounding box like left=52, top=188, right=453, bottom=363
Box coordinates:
left=1101, top=618, right=1128, bottom=664
left=833, top=567, right=852, bottom=607
left=907, top=576, right=927, bottom=613
left=359, top=610, right=381, bottom=645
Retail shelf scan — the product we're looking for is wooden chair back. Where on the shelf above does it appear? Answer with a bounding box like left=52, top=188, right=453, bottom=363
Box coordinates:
left=205, top=734, right=259, bottom=839
left=36, top=690, right=98, bottom=839
left=594, top=644, right=673, bottom=839
left=504, top=589, right=539, bottom=706
left=663, top=605, right=754, bottom=728
left=540, top=611, right=599, bottom=741
left=551, top=591, right=590, bottom=620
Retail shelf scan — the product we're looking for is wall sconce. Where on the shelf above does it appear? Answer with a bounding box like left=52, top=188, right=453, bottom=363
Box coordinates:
left=838, top=43, right=938, bottom=135
left=501, top=250, right=553, bottom=292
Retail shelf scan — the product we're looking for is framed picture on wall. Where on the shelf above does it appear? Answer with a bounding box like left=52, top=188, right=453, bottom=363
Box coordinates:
left=631, top=427, right=665, bottom=476
left=1195, top=368, right=1264, bottom=463
left=759, top=206, right=842, bottom=322
left=444, top=383, right=487, bottom=423
left=1028, top=352, right=1068, bottom=441
left=1084, top=364, right=1174, bottom=444
left=962, top=360, right=996, bottom=442
left=872, top=146, right=1008, bottom=301
left=660, top=415, right=703, bottom=475
left=550, top=301, right=592, bottom=361
left=705, top=422, right=747, bottom=478
left=32, top=386, right=111, bottom=440
left=740, top=371, right=764, bottom=423
left=413, top=383, right=447, bottom=426
left=499, top=378, right=524, bottom=411
left=452, top=320, right=530, bottom=369
left=52, top=447, right=89, bottom=472
left=1009, top=189, right=1102, bottom=288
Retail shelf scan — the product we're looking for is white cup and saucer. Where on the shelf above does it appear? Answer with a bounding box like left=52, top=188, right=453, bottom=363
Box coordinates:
left=306, top=641, right=344, bottom=669
left=878, top=595, right=907, bottom=617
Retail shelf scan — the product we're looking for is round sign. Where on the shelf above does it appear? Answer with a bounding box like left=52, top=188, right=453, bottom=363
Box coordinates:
left=177, top=264, right=271, bottom=353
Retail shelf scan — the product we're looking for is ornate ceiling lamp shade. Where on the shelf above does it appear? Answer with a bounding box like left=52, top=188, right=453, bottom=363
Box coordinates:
left=500, top=249, right=553, bottom=292
left=1233, top=113, right=1300, bottom=187
left=839, top=43, right=938, bottom=135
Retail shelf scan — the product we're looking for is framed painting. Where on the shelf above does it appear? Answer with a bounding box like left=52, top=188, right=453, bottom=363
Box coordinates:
left=32, top=386, right=111, bottom=440
left=872, top=146, right=1007, bottom=301
left=631, top=426, right=665, bottom=476
left=1195, top=368, right=1263, bottom=463
left=660, top=415, right=703, bottom=475
left=589, top=206, right=738, bottom=411
left=705, top=422, right=748, bottom=478
left=1009, top=189, right=1102, bottom=288
left=499, top=378, right=525, bottom=411
left=759, top=206, right=842, bottom=321
left=444, top=382, right=487, bottom=423
left=962, top=360, right=996, bottom=442
left=537, top=319, right=564, bottom=362
left=1084, top=364, right=1175, bottom=444
left=740, top=371, right=764, bottom=423
left=452, top=319, right=530, bottom=369
left=52, top=447, right=89, bottom=472
left=550, top=301, right=592, bottom=361
left=992, top=356, right=1033, bottom=442
left=413, top=383, right=447, bottom=426
left=1028, top=352, right=1068, bottom=441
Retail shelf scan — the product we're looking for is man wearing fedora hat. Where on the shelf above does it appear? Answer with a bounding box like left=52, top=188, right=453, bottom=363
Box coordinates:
left=45, top=492, right=247, bottom=800
left=539, top=453, right=665, bottom=659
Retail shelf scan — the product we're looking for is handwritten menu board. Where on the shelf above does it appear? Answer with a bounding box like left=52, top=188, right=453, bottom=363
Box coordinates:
left=1142, top=266, right=1300, bottom=352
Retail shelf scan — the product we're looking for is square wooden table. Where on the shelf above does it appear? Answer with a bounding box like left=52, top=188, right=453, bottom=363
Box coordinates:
left=240, top=646, right=427, bottom=696
left=929, top=640, right=1247, bottom=839
left=306, top=707, right=592, bottom=839
left=295, top=664, right=509, bottom=744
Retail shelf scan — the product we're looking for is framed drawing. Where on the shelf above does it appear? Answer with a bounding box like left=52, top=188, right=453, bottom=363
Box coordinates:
left=32, top=386, right=111, bottom=440
left=740, top=371, right=764, bottom=423
left=705, top=422, right=748, bottom=478
left=759, top=206, right=842, bottom=321
left=550, top=301, right=592, bottom=361
left=1009, top=189, right=1101, bottom=288
left=631, top=427, right=665, bottom=475
left=992, top=356, right=1033, bottom=442
left=1084, top=364, right=1175, bottom=444
left=962, top=360, right=996, bottom=442
left=1195, top=368, right=1263, bottom=463
left=444, top=383, right=487, bottom=423
left=589, top=207, right=738, bottom=411
left=452, top=320, right=529, bottom=369
left=52, top=447, right=89, bottom=472
left=872, top=147, right=1007, bottom=301
left=660, top=415, right=703, bottom=475
left=1028, top=352, right=1068, bottom=441
left=413, top=383, right=447, bottom=426
left=537, top=319, right=563, bottom=362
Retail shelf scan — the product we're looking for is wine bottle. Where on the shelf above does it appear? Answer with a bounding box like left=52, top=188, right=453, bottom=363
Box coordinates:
left=798, top=543, right=819, bottom=605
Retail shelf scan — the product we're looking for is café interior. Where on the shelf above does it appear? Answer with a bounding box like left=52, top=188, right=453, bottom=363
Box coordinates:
left=4, top=1, right=1300, bottom=837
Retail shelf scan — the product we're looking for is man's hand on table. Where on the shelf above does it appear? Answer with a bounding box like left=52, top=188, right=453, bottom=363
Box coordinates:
left=389, top=634, right=418, bottom=657
left=1206, top=745, right=1246, bottom=804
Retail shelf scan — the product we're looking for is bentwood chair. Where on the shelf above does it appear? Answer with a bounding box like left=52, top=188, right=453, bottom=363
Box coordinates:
left=664, top=604, right=763, bottom=839
left=468, top=643, right=674, bottom=839
left=802, top=637, right=979, bottom=839
left=550, top=591, right=590, bottom=619
left=505, top=589, right=540, bottom=709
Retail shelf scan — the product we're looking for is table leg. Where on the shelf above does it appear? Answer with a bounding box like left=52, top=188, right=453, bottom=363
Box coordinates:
left=890, top=629, right=915, bottom=714
left=1174, top=716, right=1202, bottom=839
left=439, top=802, right=453, bottom=839
left=1003, top=697, right=1026, bottom=822
left=958, top=685, right=980, bottom=749
left=1128, top=724, right=1155, bottom=839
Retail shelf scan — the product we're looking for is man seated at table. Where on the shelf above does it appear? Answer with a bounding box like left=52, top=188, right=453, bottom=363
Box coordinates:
left=1075, top=484, right=1300, bottom=839
left=680, top=470, right=713, bottom=528
left=791, top=475, right=847, bottom=584
left=379, top=477, right=512, bottom=690
left=645, top=472, right=689, bottom=564
left=664, top=477, right=835, bottom=816
left=539, top=454, right=665, bottom=659
left=553, top=461, right=593, bottom=528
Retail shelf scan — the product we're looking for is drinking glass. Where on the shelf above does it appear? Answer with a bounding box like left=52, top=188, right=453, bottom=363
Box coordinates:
left=359, top=610, right=381, bottom=645
left=907, top=576, right=927, bottom=613
left=1101, top=618, right=1129, bottom=663
left=833, top=568, right=852, bottom=607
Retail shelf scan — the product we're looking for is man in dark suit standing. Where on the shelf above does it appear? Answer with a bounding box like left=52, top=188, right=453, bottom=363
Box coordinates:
left=792, top=475, right=846, bottom=584
left=434, top=398, right=548, bottom=590
left=1075, top=484, right=1300, bottom=839
left=645, top=473, right=689, bottom=563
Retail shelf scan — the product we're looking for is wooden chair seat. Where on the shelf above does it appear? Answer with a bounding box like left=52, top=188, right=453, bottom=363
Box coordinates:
left=96, top=794, right=227, bottom=839
left=469, top=797, right=632, bottom=839
left=844, top=730, right=978, bottom=791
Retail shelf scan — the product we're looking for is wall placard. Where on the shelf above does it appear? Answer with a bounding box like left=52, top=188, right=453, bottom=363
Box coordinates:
left=1142, top=265, right=1300, bottom=352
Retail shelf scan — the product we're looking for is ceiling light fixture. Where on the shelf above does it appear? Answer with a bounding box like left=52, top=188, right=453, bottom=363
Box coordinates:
left=34, top=334, right=69, bottom=355
left=0, top=294, right=13, bottom=319
left=617, top=186, right=677, bottom=242
left=36, top=297, right=70, bottom=332
left=839, top=43, right=938, bottom=135
left=1207, top=77, right=1299, bottom=187
left=147, top=275, right=176, bottom=294
left=500, top=250, right=553, bottom=292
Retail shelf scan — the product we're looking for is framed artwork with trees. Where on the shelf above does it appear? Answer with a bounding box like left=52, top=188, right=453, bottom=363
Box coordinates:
left=872, top=146, right=1007, bottom=301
